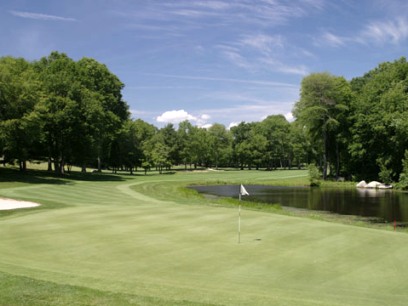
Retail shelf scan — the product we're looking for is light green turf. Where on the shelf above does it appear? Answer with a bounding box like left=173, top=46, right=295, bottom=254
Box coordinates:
left=1, top=169, right=408, bottom=305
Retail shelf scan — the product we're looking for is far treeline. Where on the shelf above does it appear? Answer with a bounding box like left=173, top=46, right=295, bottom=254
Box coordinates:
left=1, top=52, right=408, bottom=188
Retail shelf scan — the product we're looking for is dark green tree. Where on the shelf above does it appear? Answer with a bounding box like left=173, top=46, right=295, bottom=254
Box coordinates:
left=293, top=72, right=351, bottom=179
left=349, top=57, right=408, bottom=181
left=258, top=115, right=291, bottom=170
left=0, top=57, right=41, bottom=170
left=208, top=123, right=232, bottom=169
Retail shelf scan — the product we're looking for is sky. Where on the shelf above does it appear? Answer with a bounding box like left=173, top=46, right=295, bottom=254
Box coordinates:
left=1, top=0, right=408, bottom=129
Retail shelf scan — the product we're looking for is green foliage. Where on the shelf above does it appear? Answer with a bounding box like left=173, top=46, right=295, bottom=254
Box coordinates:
left=308, top=163, right=321, bottom=187
left=397, top=150, right=408, bottom=190
left=2, top=53, right=408, bottom=182
left=294, top=72, right=351, bottom=179
left=377, top=158, right=393, bottom=185
left=349, top=57, right=408, bottom=180
left=0, top=52, right=129, bottom=174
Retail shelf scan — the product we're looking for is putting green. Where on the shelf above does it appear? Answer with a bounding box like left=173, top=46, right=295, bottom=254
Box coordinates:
left=1, top=170, right=408, bottom=305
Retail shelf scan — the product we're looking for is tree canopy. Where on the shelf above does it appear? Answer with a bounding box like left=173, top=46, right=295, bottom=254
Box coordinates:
left=1, top=52, right=408, bottom=185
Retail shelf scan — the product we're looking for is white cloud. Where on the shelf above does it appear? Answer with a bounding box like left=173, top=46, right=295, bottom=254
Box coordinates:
left=10, top=10, right=76, bottom=22
left=321, top=31, right=346, bottom=47
left=156, top=110, right=197, bottom=124
left=142, top=72, right=297, bottom=88
left=201, top=114, right=211, bottom=120
left=201, top=123, right=213, bottom=129
left=277, top=64, right=309, bottom=76
left=319, top=17, right=408, bottom=47
left=228, top=122, right=240, bottom=129
left=361, top=18, right=408, bottom=44
left=196, top=114, right=211, bottom=126
left=284, top=112, right=294, bottom=122
left=217, top=45, right=253, bottom=69
left=156, top=110, right=211, bottom=127
left=239, top=34, right=284, bottom=54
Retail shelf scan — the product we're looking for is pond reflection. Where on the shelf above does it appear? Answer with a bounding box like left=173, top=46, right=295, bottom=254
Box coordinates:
left=191, top=185, right=408, bottom=223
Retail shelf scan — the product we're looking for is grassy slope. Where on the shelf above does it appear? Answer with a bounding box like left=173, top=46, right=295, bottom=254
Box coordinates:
left=1, top=169, right=408, bottom=305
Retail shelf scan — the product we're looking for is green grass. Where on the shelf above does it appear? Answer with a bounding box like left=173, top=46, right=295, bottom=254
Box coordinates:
left=1, top=168, right=408, bottom=305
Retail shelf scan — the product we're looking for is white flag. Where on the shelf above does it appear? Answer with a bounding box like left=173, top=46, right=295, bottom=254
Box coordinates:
left=240, top=184, right=249, bottom=196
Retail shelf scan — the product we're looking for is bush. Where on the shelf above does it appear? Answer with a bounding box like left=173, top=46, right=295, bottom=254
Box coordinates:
left=377, top=158, right=393, bottom=185
left=397, top=150, right=408, bottom=190
left=308, top=163, right=321, bottom=187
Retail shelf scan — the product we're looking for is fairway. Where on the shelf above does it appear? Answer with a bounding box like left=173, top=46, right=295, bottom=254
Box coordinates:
left=1, top=170, right=408, bottom=305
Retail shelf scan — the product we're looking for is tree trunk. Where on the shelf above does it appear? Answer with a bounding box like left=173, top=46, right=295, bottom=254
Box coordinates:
left=97, top=156, right=101, bottom=172
left=335, top=141, right=340, bottom=179
left=322, top=129, right=328, bottom=180
left=48, top=158, right=53, bottom=172
left=59, top=158, right=65, bottom=175
left=54, top=160, right=60, bottom=175
left=19, top=160, right=26, bottom=172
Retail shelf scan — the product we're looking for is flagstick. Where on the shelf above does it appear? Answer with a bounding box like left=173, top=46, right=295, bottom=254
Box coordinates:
left=238, top=184, right=249, bottom=244
left=238, top=204, right=241, bottom=244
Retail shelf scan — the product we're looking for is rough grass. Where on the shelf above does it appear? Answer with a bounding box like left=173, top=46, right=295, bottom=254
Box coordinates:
left=1, top=168, right=408, bottom=305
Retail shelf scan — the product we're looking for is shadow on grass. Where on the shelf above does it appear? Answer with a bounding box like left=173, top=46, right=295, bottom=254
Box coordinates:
left=0, top=167, right=127, bottom=186
left=0, top=271, right=211, bottom=306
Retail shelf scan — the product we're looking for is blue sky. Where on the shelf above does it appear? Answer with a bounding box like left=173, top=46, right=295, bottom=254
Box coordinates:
left=1, top=0, right=408, bottom=128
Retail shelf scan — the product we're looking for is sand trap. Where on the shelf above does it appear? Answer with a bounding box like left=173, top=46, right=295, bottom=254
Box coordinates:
left=0, top=198, right=40, bottom=210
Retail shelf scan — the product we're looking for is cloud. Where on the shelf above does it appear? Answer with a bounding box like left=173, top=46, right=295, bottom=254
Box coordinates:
left=199, top=100, right=297, bottom=124
left=320, top=31, right=347, bottom=47
left=10, top=10, right=77, bottom=22
left=156, top=110, right=196, bottom=124
left=219, top=32, right=310, bottom=76
left=319, top=17, right=408, bottom=47
left=142, top=72, right=297, bottom=88
left=239, top=34, right=284, bottom=54
left=277, top=64, right=309, bottom=76
left=218, top=45, right=253, bottom=69
left=156, top=110, right=211, bottom=127
left=284, top=112, right=294, bottom=122
left=228, top=122, right=240, bottom=129
left=361, top=18, right=408, bottom=44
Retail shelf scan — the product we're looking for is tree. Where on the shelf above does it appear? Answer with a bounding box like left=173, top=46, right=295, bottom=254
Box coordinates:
left=231, top=122, right=267, bottom=170
left=143, top=133, right=171, bottom=174
left=113, top=119, right=156, bottom=174
left=76, top=57, right=129, bottom=171
left=32, top=52, right=129, bottom=174
left=258, top=115, right=291, bottom=170
left=33, top=52, right=82, bottom=174
left=231, top=122, right=252, bottom=169
left=289, top=121, right=311, bottom=169
left=189, top=126, right=212, bottom=168
left=177, top=120, right=194, bottom=169
left=349, top=58, right=408, bottom=181
left=293, top=72, right=351, bottom=179
left=0, top=57, right=41, bottom=170
left=208, top=124, right=232, bottom=169
left=160, top=124, right=180, bottom=167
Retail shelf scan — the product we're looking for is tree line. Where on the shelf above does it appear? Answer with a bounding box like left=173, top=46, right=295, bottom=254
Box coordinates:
left=1, top=52, right=408, bottom=187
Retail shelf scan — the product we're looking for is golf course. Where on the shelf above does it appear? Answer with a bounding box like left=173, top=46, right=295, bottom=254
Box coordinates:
left=1, top=168, right=408, bottom=305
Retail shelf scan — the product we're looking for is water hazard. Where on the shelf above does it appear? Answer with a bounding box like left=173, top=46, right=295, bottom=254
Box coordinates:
left=191, top=185, right=408, bottom=224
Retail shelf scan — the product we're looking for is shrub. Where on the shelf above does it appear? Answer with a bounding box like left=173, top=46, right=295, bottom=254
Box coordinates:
left=308, top=163, right=321, bottom=187
left=397, top=150, right=408, bottom=190
left=377, top=158, right=393, bottom=185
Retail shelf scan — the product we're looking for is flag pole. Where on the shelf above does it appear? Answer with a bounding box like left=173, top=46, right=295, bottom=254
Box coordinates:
left=238, top=184, right=249, bottom=244
left=238, top=204, right=241, bottom=244
left=238, top=185, right=242, bottom=244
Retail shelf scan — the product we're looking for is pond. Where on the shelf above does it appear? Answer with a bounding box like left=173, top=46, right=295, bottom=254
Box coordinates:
left=191, top=185, right=408, bottom=224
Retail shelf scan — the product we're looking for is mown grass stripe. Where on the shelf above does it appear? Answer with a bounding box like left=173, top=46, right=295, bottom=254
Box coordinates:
left=1, top=169, right=408, bottom=305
